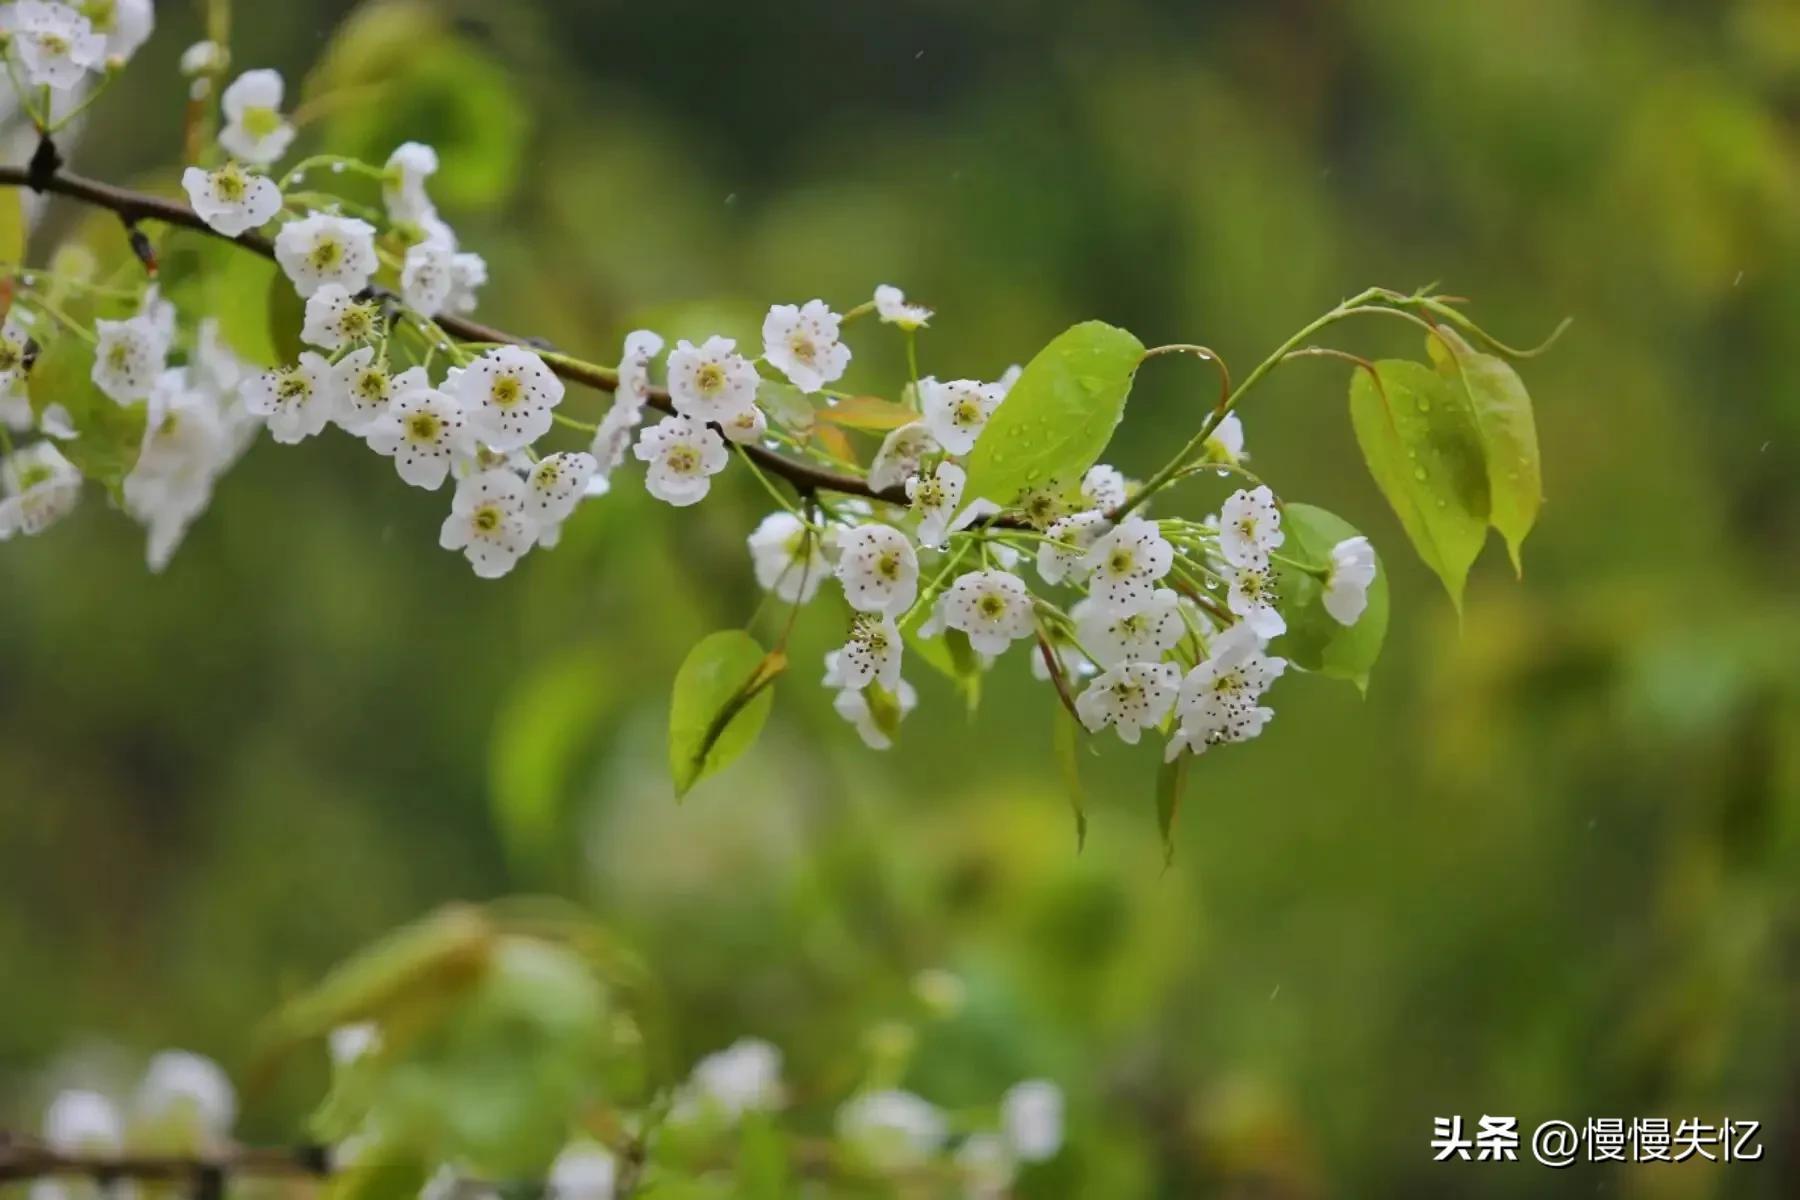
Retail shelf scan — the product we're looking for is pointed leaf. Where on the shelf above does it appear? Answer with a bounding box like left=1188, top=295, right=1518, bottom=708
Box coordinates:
left=1155, top=755, right=1187, bottom=866
left=1428, top=329, right=1542, bottom=574
left=1054, top=709, right=1087, bottom=850
left=668, top=631, right=782, bottom=796
left=1273, top=503, right=1389, bottom=692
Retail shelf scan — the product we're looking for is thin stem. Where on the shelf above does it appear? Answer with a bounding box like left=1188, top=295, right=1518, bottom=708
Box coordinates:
left=45, top=73, right=115, bottom=135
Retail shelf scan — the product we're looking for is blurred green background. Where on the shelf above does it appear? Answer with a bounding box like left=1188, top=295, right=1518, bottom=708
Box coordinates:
left=3, top=0, right=1799, bottom=1195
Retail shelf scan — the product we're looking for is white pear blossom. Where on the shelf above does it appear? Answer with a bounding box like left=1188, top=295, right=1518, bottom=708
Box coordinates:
left=1218, top=485, right=1283, bottom=567
left=837, top=1090, right=948, bottom=1172
left=1076, top=587, right=1183, bottom=667
left=383, top=141, right=439, bottom=225
left=633, top=413, right=729, bottom=507
left=547, top=1144, right=615, bottom=1200
left=873, top=283, right=931, bottom=330
left=444, top=251, right=487, bottom=315
left=867, top=421, right=936, bottom=493
left=1206, top=411, right=1246, bottom=463
left=39, top=403, right=75, bottom=439
left=439, top=468, right=536, bottom=579
left=0, top=441, right=81, bottom=538
left=834, top=523, right=918, bottom=615
left=957, top=1133, right=1017, bottom=1199
left=400, top=237, right=455, bottom=317
left=919, top=377, right=1003, bottom=456
left=1, top=2, right=104, bottom=91
left=454, top=345, right=564, bottom=451
left=1168, top=622, right=1287, bottom=760
left=1324, top=535, right=1377, bottom=625
left=616, top=329, right=664, bottom=415
left=586, top=406, right=636, bottom=495
left=1075, top=662, right=1179, bottom=744
left=906, top=460, right=965, bottom=548
left=940, top=569, right=1034, bottom=655
left=1036, top=510, right=1110, bottom=585
left=178, top=39, right=222, bottom=78
left=747, top=511, right=830, bottom=604
left=181, top=161, right=280, bottom=237
left=192, top=319, right=261, bottom=464
left=125, top=371, right=225, bottom=571
left=0, top=315, right=34, bottom=429
left=827, top=668, right=917, bottom=750
left=1082, top=516, right=1173, bottom=614
left=675, top=1039, right=784, bottom=1123
left=241, top=352, right=335, bottom=444
left=44, top=1090, right=121, bottom=1151
left=1001, top=1080, right=1065, bottom=1163
left=91, top=314, right=168, bottom=404
left=301, top=284, right=380, bottom=351
left=762, top=300, right=851, bottom=394
left=1081, top=463, right=1127, bottom=512
left=89, top=0, right=153, bottom=61
left=330, top=347, right=393, bottom=433
left=524, top=451, right=597, bottom=545
left=218, top=69, right=294, bottom=164
left=1226, top=560, right=1286, bottom=639
left=667, top=336, right=758, bottom=423
left=328, top=1023, right=380, bottom=1067
left=719, top=402, right=767, bottom=445
left=836, top=612, right=903, bottom=691
left=136, top=1051, right=237, bottom=1144
left=273, top=213, right=378, bottom=298
left=365, top=369, right=469, bottom=490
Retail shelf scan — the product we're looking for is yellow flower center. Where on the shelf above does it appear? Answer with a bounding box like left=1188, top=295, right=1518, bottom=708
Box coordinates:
left=243, top=106, right=282, bottom=140
left=406, top=412, right=440, bottom=441
left=214, top=165, right=247, bottom=202
left=473, top=505, right=501, bottom=533
left=308, top=239, right=343, bottom=271
left=667, top=446, right=698, bottom=473
left=491, top=376, right=522, bottom=408
left=978, top=594, right=1005, bottom=618
left=695, top=363, right=725, bottom=394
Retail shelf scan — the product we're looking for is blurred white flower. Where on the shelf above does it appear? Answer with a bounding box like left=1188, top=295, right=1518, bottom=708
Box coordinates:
left=874, top=283, right=931, bottom=331
left=1001, top=1079, right=1064, bottom=1162
left=218, top=69, right=294, bottom=164
left=747, top=512, right=831, bottom=604
left=1324, top=535, right=1377, bottom=625
left=836, top=1089, right=947, bottom=1172
left=91, top=314, right=169, bottom=404
left=1, top=2, right=105, bottom=91
left=136, top=1051, right=237, bottom=1145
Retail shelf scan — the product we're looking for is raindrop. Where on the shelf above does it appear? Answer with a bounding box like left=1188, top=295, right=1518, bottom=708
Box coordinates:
left=1412, top=467, right=1427, bottom=481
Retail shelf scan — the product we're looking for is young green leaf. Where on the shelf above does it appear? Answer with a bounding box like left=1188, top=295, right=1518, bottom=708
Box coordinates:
left=668, top=631, right=783, bottom=796
left=0, top=188, right=24, bottom=273
left=159, top=229, right=284, bottom=368
left=1428, top=328, right=1543, bottom=574
left=1054, top=708, right=1088, bottom=850
left=1273, top=503, right=1389, bottom=693
left=962, top=320, right=1145, bottom=506
left=1155, top=754, right=1187, bottom=867
left=1347, top=360, right=1490, bottom=611
left=27, top=334, right=143, bottom=496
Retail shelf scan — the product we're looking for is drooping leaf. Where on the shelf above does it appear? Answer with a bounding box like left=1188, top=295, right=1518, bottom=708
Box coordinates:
left=962, top=320, right=1145, bottom=506
left=1054, top=709, right=1088, bottom=850
left=1428, top=328, right=1543, bottom=574
left=668, top=631, right=782, bottom=796
left=1273, top=503, right=1390, bottom=692
left=1346, top=360, right=1490, bottom=611
left=1155, top=755, right=1187, bottom=866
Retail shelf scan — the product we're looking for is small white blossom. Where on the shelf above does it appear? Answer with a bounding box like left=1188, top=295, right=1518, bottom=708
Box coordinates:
left=218, top=69, right=294, bottom=164
left=383, top=141, right=439, bottom=225
left=44, top=1090, right=121, bottom=1152
left=273, top=213, right=379, bottom=298
left=241, top=352, right=335, bottom=444
left=1206, top=411, right=1247, bottom=463
left=330, top=347, right=392, bottom=433
left=615, top=329, right=663, bottom=415
left=136, top=1051, right=236, bottom=1145
left=454, top=345, right=564, bottom=451
left=675, top=1039, right=784, bottom=1123
left=747, top=511, right=830, bottom=604
left=439, top=468, right=536, bottom=579
left=400, top=237, right=455, bottom=317
left=827, top=669, right=917, bottom=751
left=0, top=315, right=33, bottom=429
left=836, top=612, right=903, bottom=691
left=38, top=404, right=74, bottom=439
left=192, top=319, right=261, bottom=463
left=1036, top=510, right=1110, bottom=585
left=834, top=523, right=919, bottom=616
left=547, top=1144, right=615, bottom=1200
left=919, top=376, right=1003, bottom=456
left=633, top=413, right=729, bottom=507
left=525, top=451, right=597, bottom=545
left=1082, top=516, right=1173, bottom=614
left=906, top=460, right=965, bottom=548
left=836, top=1090, right=947, bottom=1172
left=1218, top=485, right=1283, bottom=567
left=1001, top=1080, right=1065, bottom=1163
left=365, top=369, right=470, bottom=490
left=719, top=402, right=767, bottom=445
left=1076, top=587, right=1183, bottom=667
left=1075, top=662, right=1179, bottom=744
left=867, top=420, right=936, bottom=493
left=91, top=314, right=168, bottom=404
left=873, top=283, right=931, bottom=330
left=1081, top=464, right=1127, bottom=512
left=957, top=1133, right=1016, bottom=1200
left=940, top=569, right=1034, bottom=655
left=1324, top=535, right=1377, bottom=625
left=328, top=1023, right=380, bottom=1067
left=445, top=251, right=487, bottom=315
left=90, top=0, right=154, bottom=60
left=1, top=2, right=104, bottom=91
left=126, top=371, right=225, bottom=572
left=762, top=300, right=851, bottom=394
left=586, top=405, right=636, bottom=495
left=1168, top=622, right=1287, bottom=760
left=667, top=336, right=758, bottom=423
left=0, top=441, right=81, bottom=538
left=178, top=39, right=222, bottom=77
left=300, top=284, right=379, bottom=351
left=181, top=162, right=280, bottom=237
left=1226, top=559, right=1286, bottom=639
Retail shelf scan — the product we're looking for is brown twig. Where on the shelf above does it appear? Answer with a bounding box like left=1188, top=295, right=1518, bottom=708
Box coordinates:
left=0, top=1136, right=332, bottom=1185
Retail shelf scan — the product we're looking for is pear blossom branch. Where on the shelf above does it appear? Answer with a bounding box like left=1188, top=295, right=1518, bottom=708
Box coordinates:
left=0, top=1135, right=332, bottom=1184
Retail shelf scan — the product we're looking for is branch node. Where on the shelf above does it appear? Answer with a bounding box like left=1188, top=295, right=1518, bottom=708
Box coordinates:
left=26, top=136, right=61, bottom=193
left=123, top=218, right=158, bottom=277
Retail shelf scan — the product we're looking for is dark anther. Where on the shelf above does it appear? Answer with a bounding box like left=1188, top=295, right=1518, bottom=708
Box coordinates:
left=525, top=335, right=558, bottom=351
left=26, top=137, right=61, bottom=192
left=195, top=1165, right=224, bottom=1200
left=125, top=221, right=158, bottom=277
left=297, top=1143, right=333, bottom=1175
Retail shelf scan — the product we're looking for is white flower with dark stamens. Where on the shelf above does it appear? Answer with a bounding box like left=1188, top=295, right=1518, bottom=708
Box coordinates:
left=383, top=141, right=439, bottom=224
left=873, top=284, right=931, bottom=331
left=1205, top=412, right=1247, bottom=463
left=89, top=0, right=154, bottom=61
left=763, top=300, right=851, bottom=394
left=439, top=468, right=536, bottom=578
left=1001, top=1080, right=1065, bottom=1163
left=1076, top=662, right=1180, bottom=744
left=1, top=2, right=104, bottom=91
left=137, top=1050, right=237, bottom=1145
left=919, top=377, right=1003, bottom=456
left=274, top=213, right=378, bottom=298
left=0, top=441, right=80, bottom=539
left=836, top=612, right=903, bottom=691
left=1226, top=560, right=1286, bottom=639
left=1324, top=535, right=1377, bottom=625
left=667, top=336, right=758, bottom=422
left=91, top=314, right=168, bottom=404
left=834, top=523, right=919, bottom=616
left=126, top=371, right=225, bottom=573
left=836, top=1090, right=947, bottom=1172
left=868, top=421, right=936, bottom=493
left=616, top=329, right=664, bottom=416
left=633, top=413, right=729, bottom=507
left=1218, top=485, right=1283, bottom=567
left=331, top=347, right=393, bottom=433
left=747, top=512, right=831, bottom=604
left=524, top=451, right=597, bottom=546
left=217, top=69, right=294, bottom=164
left=586, top=405, right=637, bottom=494
left=547, top=1144, right=614, bottom=1200
left=1168, top=622, right=1287, bottom=760
left=0, top=315, right=33, bottom=428
left=241, top=352, right=335, bottom=444
left=1082, top=516, right=1173, bottom=615
left=826, top=668, right=918, bottom=751
left=445, top=251, right=487, bottom=315
left=719, top=402, right=767, bottom=445
left=454, top=345, right=563, bottom=451
left=906, top=460, right=965, bottom=548
left=1036, top=510, right=1110, bottom=585
left=365, top=369, right=469, bottom=490
left=400, top=238, right=455, bottom=318
left=301, top=284, right=379, bottom=352
left=1081, top=464, right=1127, bottom=512
left=941, top=569, right=1034, bottom=655
left=44, top=1089, right=121, bottom=1152
left=1076, top=588, right=1183, bottom=667
left=182, top=161, right=280, bottom=237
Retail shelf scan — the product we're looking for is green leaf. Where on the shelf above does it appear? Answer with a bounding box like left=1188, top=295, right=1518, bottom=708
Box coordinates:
left=962, top=320, right=1145, bottom=506
left=488, top=646, right=616, bottom=877
left=900, top=608, right=982, bottom=710
left=1273, top=503, right=1390, bottom=692
left=1346, top=360, right=1490, bottom=611
left=27, top=335, right=143, bottom=497
left=737, top=1113, right=792, bottom=1200
left=320, top=1144, right=429, bottom=1200
left=1054, top=709, right=1088, bottom=850
left=668, top=631, right=782, bottom=796
left=158, top=229, right=283, bottom=368
left=0, top=187, right=24, bottom=270
left=1428, top=329, right=1543, bottom=574
left=1155, top=755, right=1187, bottom=867
left=269, top=270, right=306, bottom=365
